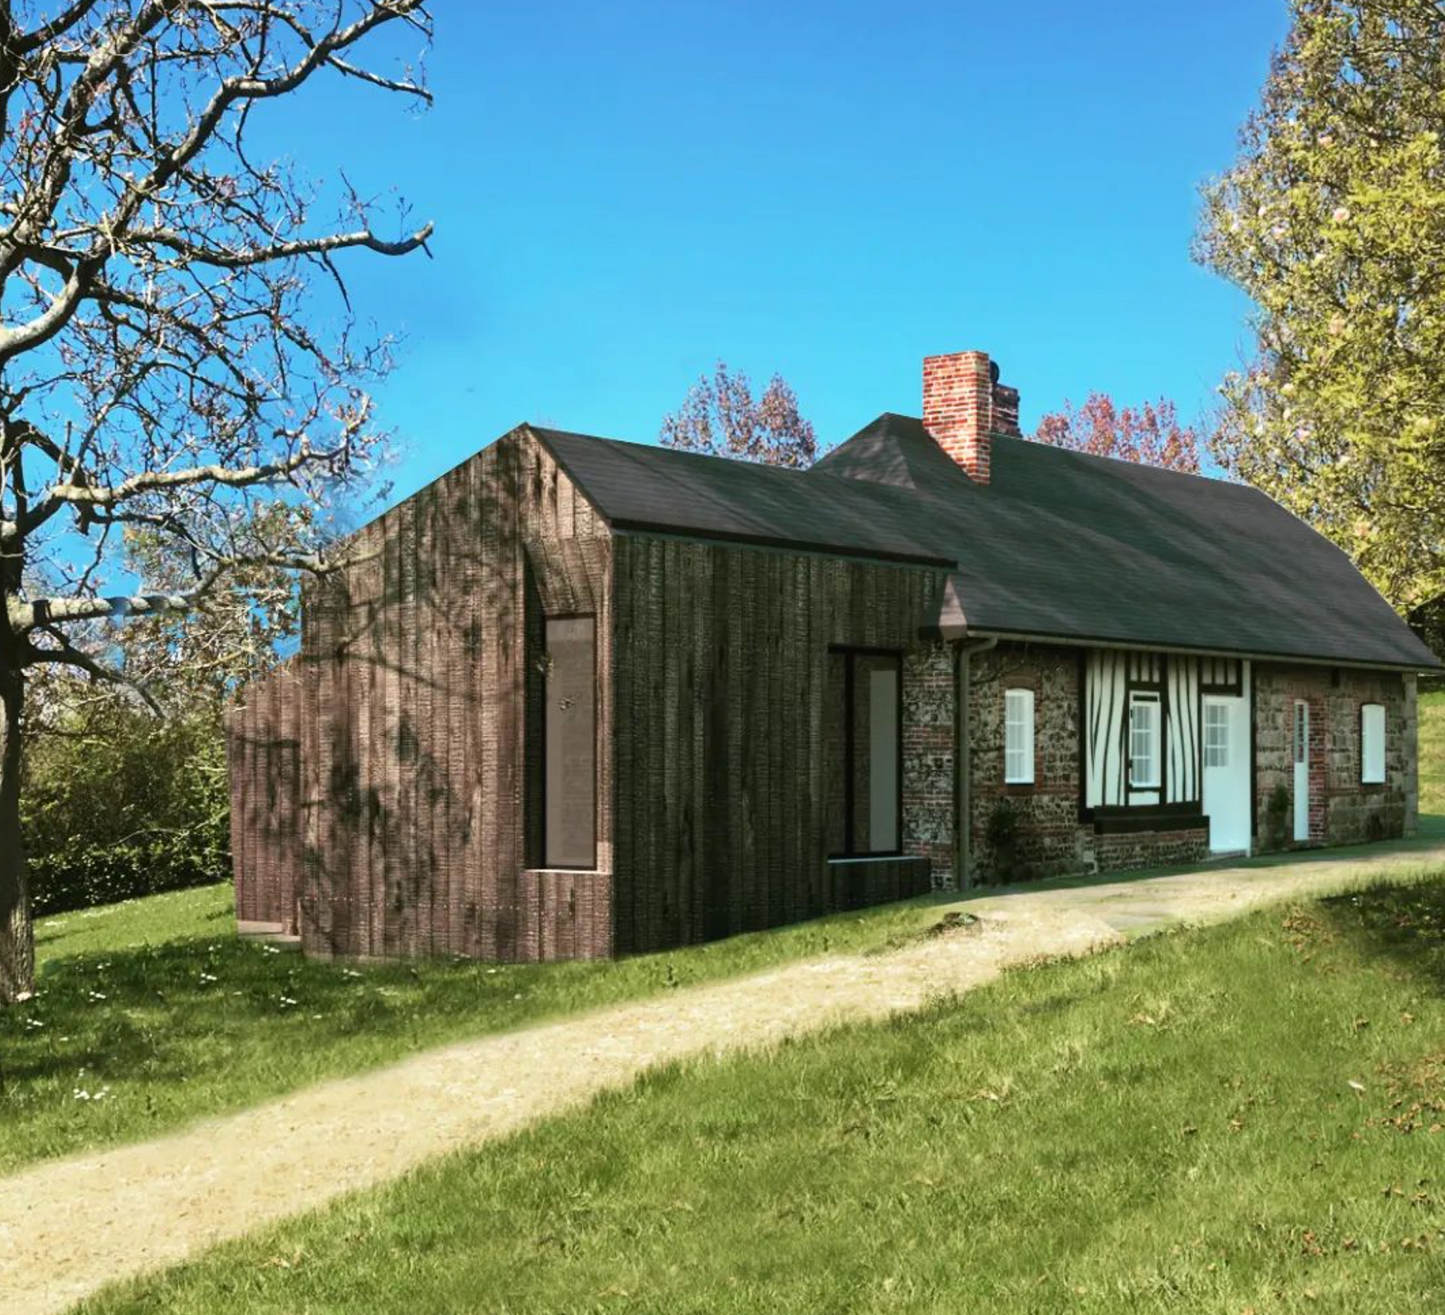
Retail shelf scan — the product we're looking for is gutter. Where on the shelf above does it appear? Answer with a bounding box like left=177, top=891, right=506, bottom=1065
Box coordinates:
left=953, top=636, right=998, bottom=891
left=955, top=626, right=1438, bottom=677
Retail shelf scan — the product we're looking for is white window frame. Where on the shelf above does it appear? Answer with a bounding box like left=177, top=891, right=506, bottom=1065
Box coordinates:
left=1004, top=688, right=1035, bottom=785
left=1128, top=692, right=1161, bottom=789
left=1360, top=702, right=1386, bottom=784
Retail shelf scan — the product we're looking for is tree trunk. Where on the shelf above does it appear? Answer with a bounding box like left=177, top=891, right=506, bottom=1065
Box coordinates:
left=0, top=646, right=31, bottom=1005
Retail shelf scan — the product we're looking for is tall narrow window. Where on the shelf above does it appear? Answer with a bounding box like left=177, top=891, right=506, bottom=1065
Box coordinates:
left=1004, top=688, right=1035, bottom=784
left=543, top=616, right=596, bottom=868
left=835, top=650, right=901, bottom=855
left=1361, top=702, right=1386, bottom=784
left=1128, top=692, right=1160, bottom=789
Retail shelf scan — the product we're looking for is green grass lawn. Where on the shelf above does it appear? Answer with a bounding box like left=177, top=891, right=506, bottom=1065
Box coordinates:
left=1421, top=689, right=1445, bottom=817
left=0, top=882, right=948, bottom=1175
left=82, top=878, right=1445, bottom=1315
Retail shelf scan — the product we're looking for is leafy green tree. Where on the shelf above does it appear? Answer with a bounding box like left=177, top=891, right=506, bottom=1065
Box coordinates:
left=1196, top=0, right=1445, bottom=611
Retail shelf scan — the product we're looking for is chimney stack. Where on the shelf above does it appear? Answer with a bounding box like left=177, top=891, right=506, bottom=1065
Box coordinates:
left=922, top=350, right=1021, bottom=483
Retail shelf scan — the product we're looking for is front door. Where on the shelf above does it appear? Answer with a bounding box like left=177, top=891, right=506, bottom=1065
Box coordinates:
left=1293, top=700, right=1310, bottom=842
left=1202, top=695, right=1250, bottom=854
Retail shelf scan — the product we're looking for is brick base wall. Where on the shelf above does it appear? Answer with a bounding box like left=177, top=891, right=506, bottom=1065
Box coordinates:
left=1092, top=827, right=1210, bottom=873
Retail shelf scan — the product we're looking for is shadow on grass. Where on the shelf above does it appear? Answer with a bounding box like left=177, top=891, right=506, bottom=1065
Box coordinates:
left=1314, top=876, right=1445, bottom=999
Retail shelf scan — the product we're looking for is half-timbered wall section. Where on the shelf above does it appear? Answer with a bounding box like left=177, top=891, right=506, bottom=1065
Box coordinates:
left=1083, top=650, right=1236, bottom=811
left=609, top=537, right=943, bottom=955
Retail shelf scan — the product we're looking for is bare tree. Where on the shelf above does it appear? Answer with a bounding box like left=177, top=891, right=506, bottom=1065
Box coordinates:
left=0, top=1, right=433, bottom=1004
left=660, top=361, right=818, bottom=469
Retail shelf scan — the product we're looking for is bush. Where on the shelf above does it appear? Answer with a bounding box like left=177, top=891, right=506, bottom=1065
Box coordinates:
left=984, top=797, right=1023, bottom=884
left=22, top=703, right=229, bottom=914
left=1258, top=783, right=1291, bottom=851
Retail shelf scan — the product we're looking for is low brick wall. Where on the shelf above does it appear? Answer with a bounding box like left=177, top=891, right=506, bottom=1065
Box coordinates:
left=1092, top=827, right=1210, bottom=873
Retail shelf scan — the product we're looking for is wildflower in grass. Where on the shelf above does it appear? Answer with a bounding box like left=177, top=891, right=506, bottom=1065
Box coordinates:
left=199, top=972, right=219, bottom=984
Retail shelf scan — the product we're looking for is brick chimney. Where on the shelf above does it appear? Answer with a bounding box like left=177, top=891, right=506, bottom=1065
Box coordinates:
left=922, top=350, right=1022, bottom=483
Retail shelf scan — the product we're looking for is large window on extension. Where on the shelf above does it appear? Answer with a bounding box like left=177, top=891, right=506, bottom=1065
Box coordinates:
left=1361, top=702, right=1386, bottom=784
left=543, top=616, right=596, bottom=869
left=835, top=650, right=901, bottom=856
left=1004, top=688, right=1035, bottom=785
left=1128, top=692, right=1161, bottom=789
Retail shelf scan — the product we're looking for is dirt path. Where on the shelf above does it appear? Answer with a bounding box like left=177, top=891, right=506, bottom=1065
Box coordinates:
left=2, top=842, right=1441, bottom=1315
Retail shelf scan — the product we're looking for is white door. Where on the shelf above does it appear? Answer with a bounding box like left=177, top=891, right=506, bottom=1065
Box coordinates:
left=1293, top=700, right=1310, bottom=841
left=1202, top=695, right=1250, bottom=854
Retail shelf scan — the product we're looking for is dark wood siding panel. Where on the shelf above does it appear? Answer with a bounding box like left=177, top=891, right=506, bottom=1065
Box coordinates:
left=611, top=535, right=942, bottom=954
left=230, top=429, right=615, bottom=961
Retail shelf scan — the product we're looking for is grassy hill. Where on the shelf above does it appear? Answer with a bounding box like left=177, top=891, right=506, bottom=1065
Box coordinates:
left=85, top=877, right=1445, bottom=1315
left=1421, top=689, right=1444, bottom=816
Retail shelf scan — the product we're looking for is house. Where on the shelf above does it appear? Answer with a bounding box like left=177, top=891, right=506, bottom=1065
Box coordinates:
left=226, top=349, right=1440, bottom=961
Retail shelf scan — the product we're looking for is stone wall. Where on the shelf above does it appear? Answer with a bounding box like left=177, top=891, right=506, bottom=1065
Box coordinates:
left=896, top=642, right=1419, bottom=890
left=902, top=641, right=955, bottom=887
left=1253, top=662, right=1416, bottom=850
left=967, top=643, right=1086, bottom=883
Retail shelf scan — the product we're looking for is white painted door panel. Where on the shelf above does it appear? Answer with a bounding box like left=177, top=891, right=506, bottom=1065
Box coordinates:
left=1202, top=695, right=1250, bottom=854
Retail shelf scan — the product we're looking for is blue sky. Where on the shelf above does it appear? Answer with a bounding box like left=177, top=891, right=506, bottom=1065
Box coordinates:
left=285, top=0, right=1290, bottom=506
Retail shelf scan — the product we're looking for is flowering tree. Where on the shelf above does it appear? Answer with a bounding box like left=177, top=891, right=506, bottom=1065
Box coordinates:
left=660, top=361, right=817, bottom=469
left=1195, top=0, right=1445, bottom=610
left=1032, top=393, right=1202, bottom=473
left=0, top=1, right=432, bottom=1005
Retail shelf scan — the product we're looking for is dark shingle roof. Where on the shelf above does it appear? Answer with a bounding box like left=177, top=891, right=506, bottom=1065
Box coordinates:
left=531, top=418, right=1439, bottom=671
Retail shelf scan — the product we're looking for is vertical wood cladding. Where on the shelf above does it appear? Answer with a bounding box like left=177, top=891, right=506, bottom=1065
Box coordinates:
left=610, top=537, right=942, bottom=955
left=230, top=428, right=614, bottom=961
left=225, top=659, right=303, bottom=931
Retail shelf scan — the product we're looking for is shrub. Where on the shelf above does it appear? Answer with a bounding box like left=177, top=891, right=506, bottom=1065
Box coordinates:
left=1264, top=783, right=1291, bottom=850
left=984, top=798, right=1023, bottom=884
left=22, top=703, right=229, bottom=914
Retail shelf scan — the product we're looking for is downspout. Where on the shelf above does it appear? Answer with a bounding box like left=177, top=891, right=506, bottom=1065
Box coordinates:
left=953, top=636, right=998, bottom=891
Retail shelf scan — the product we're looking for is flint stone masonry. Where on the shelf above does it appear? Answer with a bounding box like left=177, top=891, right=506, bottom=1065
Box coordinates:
left=1253, top=663, right=1416, bottom=850
left=893, top=641, right=1417, bottom=890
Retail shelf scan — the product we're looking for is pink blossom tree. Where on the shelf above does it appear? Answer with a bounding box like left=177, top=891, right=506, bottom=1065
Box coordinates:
left=1032, top=393, right=1202, bottom=474
left=660, top=362, right=818, bottom=468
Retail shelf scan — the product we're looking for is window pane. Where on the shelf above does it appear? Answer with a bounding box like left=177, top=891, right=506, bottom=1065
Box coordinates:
left=1204, top=703, right=1229, bottom=768
left=865, top=659, right=899, bottom=852
left=1129, top=697, right=1158, bottom=787
left=1362, top=703, right=1385, bottom=784
left=544, top=617, right=595, bottom=867
left=1005, top=688, right=1034, bottom=784
left=837, top=652, right=901, bottom=855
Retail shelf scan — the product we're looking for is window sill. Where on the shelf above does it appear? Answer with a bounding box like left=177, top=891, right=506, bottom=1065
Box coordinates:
left=827, top=854, right=926, bottom=865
